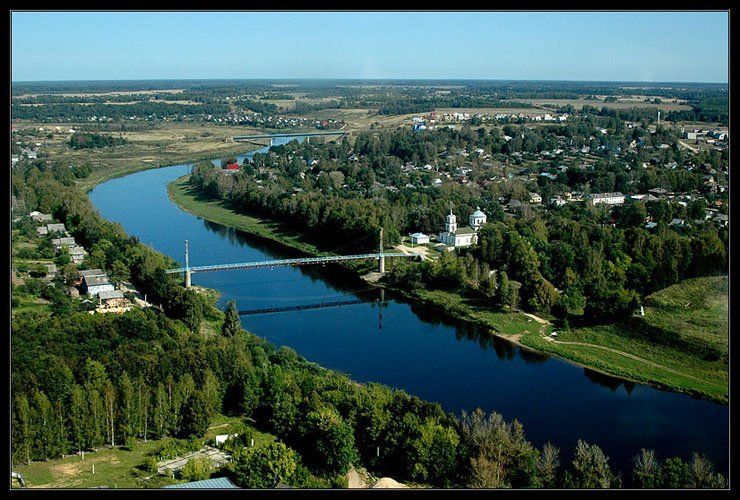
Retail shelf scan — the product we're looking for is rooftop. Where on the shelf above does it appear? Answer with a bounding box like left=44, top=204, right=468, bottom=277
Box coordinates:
left=163, top=477, right=238, bottom=489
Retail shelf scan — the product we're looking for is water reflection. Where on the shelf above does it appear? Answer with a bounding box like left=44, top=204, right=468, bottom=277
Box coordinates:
left=584, top=368, right=637, bottom=394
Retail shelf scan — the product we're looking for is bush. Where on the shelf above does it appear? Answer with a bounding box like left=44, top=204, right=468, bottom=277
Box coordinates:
left=140, top=456, right=159, bottom=474
left=180, top=457, right=214, bottom=481
left=230, top=441, right=298, bottom=488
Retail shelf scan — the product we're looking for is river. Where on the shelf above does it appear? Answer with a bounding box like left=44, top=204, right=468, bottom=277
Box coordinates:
left=89, top=136, right=728, bottom=481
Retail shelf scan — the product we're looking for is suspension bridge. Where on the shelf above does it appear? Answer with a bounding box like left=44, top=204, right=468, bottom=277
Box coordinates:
left=166, top=229, right=420, bottom=288
left=232, top=130, right=348, bottom=145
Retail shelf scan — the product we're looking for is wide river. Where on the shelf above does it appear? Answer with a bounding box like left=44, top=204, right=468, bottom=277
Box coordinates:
left=89, top=137, right=728, bottom=481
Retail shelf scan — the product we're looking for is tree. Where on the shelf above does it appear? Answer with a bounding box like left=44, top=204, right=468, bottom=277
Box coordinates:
left=409, top=418, right=460, bottom=486
left=222, top=300, right=241, bottom=337
left=119, top=372, right=135, bottom=443
left=535, top=442, right=560, bottom=488
left=153, top=382, right=170, bottom=438
left=660, top=456, right=692, bottom=488
left=181, top=457, right=214, bottom=481
left=12, top=395, right=32, bottom=465
left=68, top=385, right=87, bottom=453
left=230, top=441, right=298, bottom=488
left=632, top=449, right=660, bottom=488
left=564, top=440, right=620, bottom=488
left=178, top=391, right=210, bottom=439
left=301, top=407, right=359, bottom=475
left=201, top=369, right=222, bottom=418
left=100, top=381, right=117, bottom=447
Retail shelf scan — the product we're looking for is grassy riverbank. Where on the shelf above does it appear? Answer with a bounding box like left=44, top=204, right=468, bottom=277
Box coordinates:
left=167, top=176, right=728, bottom=403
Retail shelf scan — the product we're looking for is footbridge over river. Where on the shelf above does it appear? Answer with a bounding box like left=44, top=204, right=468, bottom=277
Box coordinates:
left=232, top=130, right=350, bottom=145
left=167, top=231, right=420, bottom=288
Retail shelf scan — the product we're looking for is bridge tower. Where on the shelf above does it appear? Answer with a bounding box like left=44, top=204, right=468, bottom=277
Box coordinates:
left=184, top=240, right=191, bottom=288
left=378, top=228, right=385, bottom=273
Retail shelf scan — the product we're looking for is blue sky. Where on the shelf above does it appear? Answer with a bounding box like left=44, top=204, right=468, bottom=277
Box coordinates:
left=12, top=11, right=729, bottom=82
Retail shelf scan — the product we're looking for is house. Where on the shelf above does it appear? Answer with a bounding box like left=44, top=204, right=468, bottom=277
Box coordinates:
left=52, top=237, right=76, bottom=249
left=669, top=218, right=686, bottom=228
left=409, top=232, right=430, bottom=245
left=645, top=222, right=658, bottom=230
left=36, top=226, right=48, bottom=236
left=550, top=196, right=567, bottom=207
left=713, top=214, right=729, bottom=227
left=225, top=162, right=240, bottom=171
left=29, top=211, right=53, bottom=223
left=648, top=188, right=668, bottom=198
left=588, top=192, right=625, bottom=206
left=69, top=246, right=87, bottom=264
left=97, top=290, right=128, bottom=309
left=529, top=192, right=542, bottom=204
left=46, top=223, right=67, bottom=234
left=82, top=275, right=114, bottom=297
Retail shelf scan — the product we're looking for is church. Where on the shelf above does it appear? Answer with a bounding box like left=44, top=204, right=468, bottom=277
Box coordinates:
left=438, top=207, right=487, bottom=248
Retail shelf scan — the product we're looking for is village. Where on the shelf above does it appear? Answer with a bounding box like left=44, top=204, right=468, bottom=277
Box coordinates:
left=12, top=210, right=152, bottom=316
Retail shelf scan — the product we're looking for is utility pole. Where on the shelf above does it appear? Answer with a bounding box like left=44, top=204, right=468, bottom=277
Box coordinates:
left=184, top=240, right=191, bottom=288
left=378, top=228, right=385, bottom=274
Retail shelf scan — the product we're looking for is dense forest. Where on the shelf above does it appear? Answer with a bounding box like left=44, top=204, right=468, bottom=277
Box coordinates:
left=10, top=158, right=727, bottom=488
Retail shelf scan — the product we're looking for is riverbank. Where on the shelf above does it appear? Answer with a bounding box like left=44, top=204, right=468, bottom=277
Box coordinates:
left=168, top=176, right=728, bottom=404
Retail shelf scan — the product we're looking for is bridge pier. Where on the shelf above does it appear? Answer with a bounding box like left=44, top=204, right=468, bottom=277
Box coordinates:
left=185, top=269, right=191, bottom=288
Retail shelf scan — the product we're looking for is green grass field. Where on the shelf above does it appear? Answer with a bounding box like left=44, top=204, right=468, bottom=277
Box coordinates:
left=14, top=416, right=275, bottom=489
left=642, top=276, right=728, bottom=356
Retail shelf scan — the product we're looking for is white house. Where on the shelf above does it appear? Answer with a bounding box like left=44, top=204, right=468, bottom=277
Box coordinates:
left=409, top=232, right=430, bottom=245
left=529, top=192, right=543, bottom=204
left=588, top=192, right=625, bottom=206
left=82, top=275, right=114, bottom=297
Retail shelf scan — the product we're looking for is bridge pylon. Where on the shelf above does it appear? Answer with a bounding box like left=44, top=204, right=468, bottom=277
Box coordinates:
left=184, top=240, right=191, bottom=288
left=378, top=228, right=385, bottom=274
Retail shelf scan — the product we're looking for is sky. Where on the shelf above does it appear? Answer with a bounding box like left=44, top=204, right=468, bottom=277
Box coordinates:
left=11, top=11, right=729, bottom=83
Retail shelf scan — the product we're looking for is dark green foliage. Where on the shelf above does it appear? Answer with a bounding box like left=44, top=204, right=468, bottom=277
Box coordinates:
left=67, top=132, right=128, bottom=149
left=222, top=300, right=241, bottom=337
left=229, top=441, right=298, bottom=488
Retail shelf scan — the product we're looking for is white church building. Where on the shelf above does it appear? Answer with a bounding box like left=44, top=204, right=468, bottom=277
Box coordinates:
left=438, top=207, right=487, bottom=248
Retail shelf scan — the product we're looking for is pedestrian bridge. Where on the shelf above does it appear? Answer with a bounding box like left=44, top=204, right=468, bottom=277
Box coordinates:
left=166, top=252, right=419, bottom=288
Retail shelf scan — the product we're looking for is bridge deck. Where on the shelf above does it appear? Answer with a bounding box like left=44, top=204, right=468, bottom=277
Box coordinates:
left=233, top=131, right=347, bottom=140
left=166, top=252, right=415, bottom=274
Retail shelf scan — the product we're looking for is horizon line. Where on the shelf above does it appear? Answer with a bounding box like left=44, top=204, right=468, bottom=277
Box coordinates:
left=11, top=77, right=729, bottom=85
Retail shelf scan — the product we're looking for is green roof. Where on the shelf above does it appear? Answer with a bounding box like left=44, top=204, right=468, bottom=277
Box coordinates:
left=456, top=227, right=477, bottom=235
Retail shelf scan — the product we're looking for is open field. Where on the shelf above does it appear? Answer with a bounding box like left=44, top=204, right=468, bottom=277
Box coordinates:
left=16, top=121, right=266, bottom=191
left=13, top=415, right=277, bottom=489
left=14, top=438, right=176, bottom=489
left=642, top=276, right=728, bottom=356
left=506, top=98, right=692, bottom=111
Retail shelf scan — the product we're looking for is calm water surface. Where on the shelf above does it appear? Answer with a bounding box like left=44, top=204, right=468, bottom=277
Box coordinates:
left=89, top=138, right=728, bottom=480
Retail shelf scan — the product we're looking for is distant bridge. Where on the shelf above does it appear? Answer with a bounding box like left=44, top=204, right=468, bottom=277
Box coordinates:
left=238, top=298, right=366, bottom=316
left=233, top=130, right=348, bottom=142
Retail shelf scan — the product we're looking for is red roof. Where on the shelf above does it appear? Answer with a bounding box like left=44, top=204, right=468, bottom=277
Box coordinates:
left=225, top=162, right=240, bottom=170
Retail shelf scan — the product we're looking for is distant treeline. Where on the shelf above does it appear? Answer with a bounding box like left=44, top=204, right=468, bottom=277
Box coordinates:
left=67, top=132, right=128, bottom=149
left=11, top=101, right=230, bottom=121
